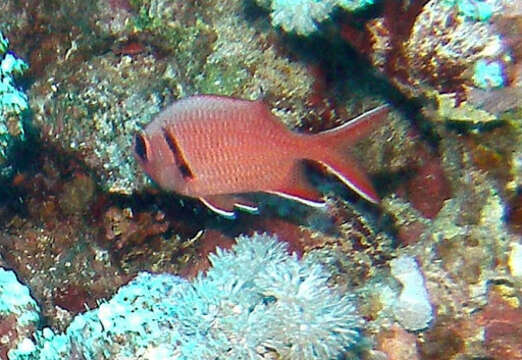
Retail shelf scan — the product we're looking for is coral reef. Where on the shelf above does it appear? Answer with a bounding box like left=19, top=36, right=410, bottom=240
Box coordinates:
left=8, top=234, right=362, bottom=360
left=256, top=0, right=375, bottom=35
left=376, top=324, right=420, bottom=360
left=389, top=256, right=433, bottom=331
left=340, top=0, right=519, bottom=125
left=475, top=290, right=522, bottom=359
left=0, top=31, right=28, bottom=177
left=12, top=0, right=316, bottom=195
left=0, top=0, right=520, bottom=359
left=0, top=268, right=40, bottom=359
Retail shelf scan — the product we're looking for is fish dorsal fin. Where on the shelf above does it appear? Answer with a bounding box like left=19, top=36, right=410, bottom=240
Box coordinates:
left=199, top=195, right=259, bottom=219
left=267, top=162, right=326, bottom=208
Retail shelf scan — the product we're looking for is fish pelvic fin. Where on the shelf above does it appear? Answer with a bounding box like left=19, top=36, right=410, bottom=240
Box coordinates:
left=308, top=105, right=389, bottom=204
left=199, top=195, right=259, bottom=219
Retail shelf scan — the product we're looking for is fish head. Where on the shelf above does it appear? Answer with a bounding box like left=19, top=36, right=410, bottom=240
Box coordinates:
left=133, top=128, right=189, bottom=194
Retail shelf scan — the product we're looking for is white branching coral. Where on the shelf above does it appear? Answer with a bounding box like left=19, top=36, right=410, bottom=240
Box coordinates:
left=10, top=233, right=363, bottom=360
left=258, top=0, right=375, bottom=35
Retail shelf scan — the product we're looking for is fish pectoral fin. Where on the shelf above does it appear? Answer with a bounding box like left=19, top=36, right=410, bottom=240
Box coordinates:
left=199, top=194, right=259, bottom=219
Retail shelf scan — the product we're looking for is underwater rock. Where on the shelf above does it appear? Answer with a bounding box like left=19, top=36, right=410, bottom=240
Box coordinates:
left=476, top=290, right=522, bottom=360
left=23, top=0, right=316, bottom=195
left=390, top=256, right=433, bottom=331
left=376, top=323, right=420, bottom=360
left=0, top=1, right=521, bottom=359
left=341, top=0, right=518, bottom=124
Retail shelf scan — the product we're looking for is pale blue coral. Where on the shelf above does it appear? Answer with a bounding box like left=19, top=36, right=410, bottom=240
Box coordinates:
left=261, top=0, right=375, bottom=35
left=389, top=256, right=433, bottom=331
left=0, top=30, right=29, bottom=164
left=337, top=0, right=375, bottom=10
left=257, top=258, right=362, bottom=358
left=9, top=233, right=362, bottom=360
left=270, top=0, right=335, bottom=35
left=0, top=268, right=40, bottom=327
left=457, top=0, right=494, bottom=21
left=442, top=0, right=500, bottom=22
left=0, top=33, right=28, bottom=115
left=472, top=59, right=505, bottom=88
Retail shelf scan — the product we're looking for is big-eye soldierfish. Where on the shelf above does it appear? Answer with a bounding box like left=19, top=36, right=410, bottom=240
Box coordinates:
left=134, top=95, right=388, bottom=218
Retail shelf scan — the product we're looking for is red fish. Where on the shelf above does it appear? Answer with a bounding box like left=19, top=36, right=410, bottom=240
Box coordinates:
left=134, top=95, right=388, bottom=218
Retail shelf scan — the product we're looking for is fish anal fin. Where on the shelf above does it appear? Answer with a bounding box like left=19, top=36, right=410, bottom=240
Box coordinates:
left=317, top=155, right=379, bottom=204
left=268, top=163, right=326, bottom=208
left=199, top=194, right=259, bottom=219
left=233, top=197, right=260, bottom=214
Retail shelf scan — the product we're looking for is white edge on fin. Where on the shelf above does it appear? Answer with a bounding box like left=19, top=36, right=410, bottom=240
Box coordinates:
left=199, top=197, right=236, bottom=219
left=234, top=203, right=259, bottom=214
left=266, top=191, right=327, bottom=208
left=317, top=161, right=378, bottom=204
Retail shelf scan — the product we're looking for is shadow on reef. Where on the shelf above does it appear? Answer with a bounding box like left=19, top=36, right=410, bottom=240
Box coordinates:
left=288, top=31, right=441, bottom=145
left=0, top=129, right=398, bottom=327
left=0, top=124, right=43, bottom=219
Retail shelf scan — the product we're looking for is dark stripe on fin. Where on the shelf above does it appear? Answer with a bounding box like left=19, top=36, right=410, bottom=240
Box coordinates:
left=161, top=128, right=194, bottom=180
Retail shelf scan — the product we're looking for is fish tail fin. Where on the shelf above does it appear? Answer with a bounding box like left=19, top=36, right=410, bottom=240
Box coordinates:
left=315, top=104, right=389, bottom=146
left=309, top=104, right=389, bottom=203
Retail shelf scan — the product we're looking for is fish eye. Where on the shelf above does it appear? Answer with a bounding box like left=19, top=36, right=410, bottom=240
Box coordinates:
left=134, top=132, right=149, bottom=162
